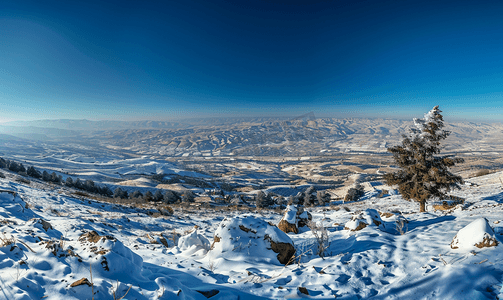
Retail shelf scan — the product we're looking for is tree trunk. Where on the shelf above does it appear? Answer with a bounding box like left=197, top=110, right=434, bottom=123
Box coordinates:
left=419, top=201, right=426, bottom=212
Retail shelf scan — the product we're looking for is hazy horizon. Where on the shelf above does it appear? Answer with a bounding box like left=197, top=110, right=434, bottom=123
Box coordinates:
left=1, top=0, right=503, bottom=122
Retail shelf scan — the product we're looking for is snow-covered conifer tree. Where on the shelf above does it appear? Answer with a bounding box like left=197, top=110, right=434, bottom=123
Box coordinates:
left=384, top=106, right=463, bottom=212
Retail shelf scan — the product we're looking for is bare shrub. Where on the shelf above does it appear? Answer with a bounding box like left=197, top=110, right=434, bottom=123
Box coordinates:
left=112, top=280, right=132, bottom=300
left=395, top=216, right=408, bottom=235
left=344, top=184, right=364, bottom=202
left=307, top=220, right=330, bottom=258
left=0, top=233, right=16, bottom=247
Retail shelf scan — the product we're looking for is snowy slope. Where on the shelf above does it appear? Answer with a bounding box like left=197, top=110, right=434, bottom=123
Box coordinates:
left=0, top=170, right=502, bottom=299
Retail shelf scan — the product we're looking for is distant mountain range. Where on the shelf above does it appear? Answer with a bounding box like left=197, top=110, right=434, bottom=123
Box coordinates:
left=1, top=118, right=502, bottom=156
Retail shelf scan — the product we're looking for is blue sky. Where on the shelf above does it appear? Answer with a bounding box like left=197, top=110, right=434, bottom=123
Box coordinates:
left=1, top=0, right=502, bottom=122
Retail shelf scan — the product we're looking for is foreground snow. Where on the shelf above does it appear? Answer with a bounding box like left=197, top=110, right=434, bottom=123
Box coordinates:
left=0, top=172, right=502, bottom=299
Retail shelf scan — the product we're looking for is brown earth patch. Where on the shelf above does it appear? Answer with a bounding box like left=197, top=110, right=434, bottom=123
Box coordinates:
left=79, top=230, right=116, bottom=244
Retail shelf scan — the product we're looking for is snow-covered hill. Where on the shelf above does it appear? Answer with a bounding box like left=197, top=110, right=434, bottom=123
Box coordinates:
left=0, top=169, right=502, bottom=299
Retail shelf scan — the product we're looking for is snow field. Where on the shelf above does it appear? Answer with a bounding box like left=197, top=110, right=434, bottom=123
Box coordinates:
left=0, top=171, right=502, bottom=299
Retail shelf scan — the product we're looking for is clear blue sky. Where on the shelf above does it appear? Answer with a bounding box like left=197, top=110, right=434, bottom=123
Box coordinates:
left=1, top=0, right=502, bottom=122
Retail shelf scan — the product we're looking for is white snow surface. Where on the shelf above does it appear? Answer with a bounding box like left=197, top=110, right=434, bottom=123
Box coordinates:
left=283, top=205, right=297, bottom=224
left=0, top=171, right=502, bottom=299
left=177, top=229, right=211, bottom=253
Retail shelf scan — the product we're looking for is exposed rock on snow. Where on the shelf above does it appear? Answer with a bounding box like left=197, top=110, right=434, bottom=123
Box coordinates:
left=28, top=218, right=53, bottom=231
left=298, top=208, right=312, bottom=228
left=278, top=205, right=312, bottom=234
left=209, top=215, right=295, bottom=265
left=298, top=287, right=309, bottom=295
left=78, top=230, right=143, bottom=276
left=451, top=218, right=499, bottom=250
left=345, top=209, right=384, bottom=231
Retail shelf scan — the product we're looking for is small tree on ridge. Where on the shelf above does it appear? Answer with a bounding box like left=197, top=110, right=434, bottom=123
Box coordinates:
left=384, top=106, right=464, bottom=212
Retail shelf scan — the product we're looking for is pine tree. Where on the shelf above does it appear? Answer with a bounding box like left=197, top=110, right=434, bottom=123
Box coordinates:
left=153, top=190, right=164, bottom=202
left=65, top=177, right=74, bottom=187
left=131, top=190, right=143, bottom=199
left=143, top=191, right=154, bottom=202
left=384, top=106, right=464, bottom=212
left=181, top=190, right=195, bottom=203
left=42, top=170, right=50, bottom=182
left=303, top=186, right=315, bottom=206
left=27, top=166, right=42, bottom=179
left=163, top=190, right=178, bottom=204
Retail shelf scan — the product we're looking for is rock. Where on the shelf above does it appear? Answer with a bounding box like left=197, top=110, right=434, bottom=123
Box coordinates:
left=298, top=287, right=309, bottom=295
left=264, top=234, right=296, bottom=265
left=196, top=289, right=219, bottom=298
left=29, top=218, right=53, bottom=231
left=451, top=218, right=499, bottom=250
left=278, top=205, right=299, bottom=234
left=209, top=214, right=295, bottom=265
left=277, top=205, right=313, bottom=234
left=344, top=209, right=384, bottom=231
left=78, top=230, right=143, bottom=276
left=297, top=207, right=312, bottom=228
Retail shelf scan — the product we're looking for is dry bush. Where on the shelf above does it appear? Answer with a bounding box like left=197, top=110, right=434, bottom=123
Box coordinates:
left=307, top=220, right=330, bottom=258
left=0, top=233, right=16, bottom=247
left=344, top=184, right=364, bottom=202
left=395, top=216, right=408, bottom=235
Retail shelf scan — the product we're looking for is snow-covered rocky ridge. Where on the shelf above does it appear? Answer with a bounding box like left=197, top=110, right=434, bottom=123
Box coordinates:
left=0, top=170, right=502, bottom=299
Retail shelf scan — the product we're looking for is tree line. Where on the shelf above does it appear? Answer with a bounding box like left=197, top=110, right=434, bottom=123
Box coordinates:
left=0, top=156, right=192, bottom=204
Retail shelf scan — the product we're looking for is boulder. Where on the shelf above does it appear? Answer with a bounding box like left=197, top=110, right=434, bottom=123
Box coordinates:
left=278, top=205, right=299, bottom=233
left=277, top=205, right=312, bottom=234
left=297, top=208, right=312, bottom=228
left=78, top=230, right=143, bottom=276
left=345, top=209, right=384, bottom=231
left=451, top=218, right=499, bottom=250
left=209, top=215, right=295, bottom=265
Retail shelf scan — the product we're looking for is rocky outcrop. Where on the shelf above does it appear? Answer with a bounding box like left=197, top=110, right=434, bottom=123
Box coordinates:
left=451, top=218, right=499, bottom=250
left=278, top=205, right=312, bottom=234
left=344, top=209, right=384, bottom=231
left=209, top=215, right=295, bottom=265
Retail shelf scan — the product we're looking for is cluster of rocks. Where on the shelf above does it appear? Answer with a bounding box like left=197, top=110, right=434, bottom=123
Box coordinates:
left=277, top=205, right=312, bottom=234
